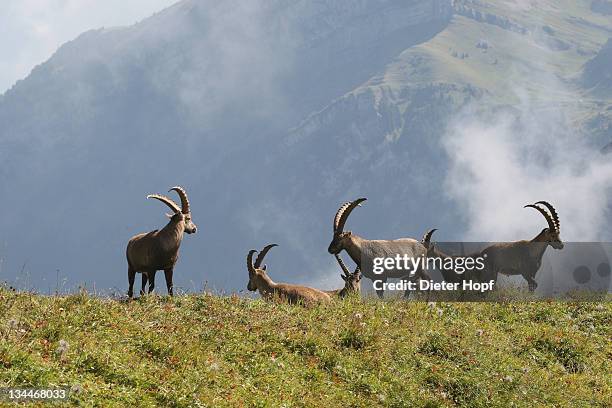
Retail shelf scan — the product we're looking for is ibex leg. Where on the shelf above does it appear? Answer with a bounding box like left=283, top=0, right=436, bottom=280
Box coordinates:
left=376, top=277, right=386, bottom=299
left=141, top=273, right=148, bottom=296
left=164, top=269, right=174, bottom=296
left=127, top=266, right=136, bottom=298
left=148, top=271, right=156, bottom=294
left=524, top=274, right=538, bottom=292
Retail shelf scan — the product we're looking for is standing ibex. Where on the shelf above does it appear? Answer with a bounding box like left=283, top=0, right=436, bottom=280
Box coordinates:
left=327, top=198, right=430, bottom=298
left=247, top=244, right=331, bottom=305
left=322, top=254, right=362, bottom=298
left=421, top=228, right=486, bottom=285
left=423, top=201, right=563, bottom=291
left=480, top=201, right=563, bottom=291
left=126, top=186, right=197, bottom=298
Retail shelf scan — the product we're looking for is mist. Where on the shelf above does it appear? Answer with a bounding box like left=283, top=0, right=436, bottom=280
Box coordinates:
left=442, top=98, right=612, bottom=242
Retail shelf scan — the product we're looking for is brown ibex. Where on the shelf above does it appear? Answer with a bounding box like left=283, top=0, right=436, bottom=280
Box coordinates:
left=247, top=244, right=331, bottom=305
left=480, top=201, right=563, bottom=291
left=423, top=201, right=563, bottom=291
left=327, top=198, right=431, bottom=298
left=421, top=228, right=485, bottom=285
left=323, top=254, right=362, bottom=298
left=126, top=186, right=197, bottom=298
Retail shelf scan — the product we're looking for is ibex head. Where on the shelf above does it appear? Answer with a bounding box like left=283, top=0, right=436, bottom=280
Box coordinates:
left=525, top=201, right=562, bottom=249
left=328, top=198, right=366, bottom=254
left=247, top=244, right=278, bottom=291
left=147, top=186, right=197, bottom=234
left=335, top=254, right=361, bottom=294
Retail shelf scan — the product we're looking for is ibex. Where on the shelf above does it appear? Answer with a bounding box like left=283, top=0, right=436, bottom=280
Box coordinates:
left=421, top=228, right=485, bottom=285
left=126, top=186, right=197, bottom=298
left=327, top=198, right=431, bottom=298
left=480, top=201, right=563, bottom=291
left=322, top=254, right=362, bottom=298
left=247, top=244, right=331, bottom=305
left=422, top=201, right=563, bottom=292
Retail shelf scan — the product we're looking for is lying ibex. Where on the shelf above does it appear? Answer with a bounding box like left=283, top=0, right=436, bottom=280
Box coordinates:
left=247, top=244, right=331, bottom=305
left=126, top=186, right=197, bottom=298
left=327, top=198, right=430, bottom=298
left=481, top=201, right=563, bottom=291
left=323, top=254, right=362, bottom=298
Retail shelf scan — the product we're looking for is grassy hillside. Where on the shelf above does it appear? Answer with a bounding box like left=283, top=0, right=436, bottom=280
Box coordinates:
left=1, top=288, right=610, bottom=407
left=337, top=0, right=612, bottom=142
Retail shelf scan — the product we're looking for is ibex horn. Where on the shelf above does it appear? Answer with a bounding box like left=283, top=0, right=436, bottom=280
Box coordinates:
left=254, top=244, right=278, bottom=269
left=147, top=194, right=181, bottom=214
left=169, top=186, right=190, bottom=214
left=421, top=228, right=438, bottom=247
left=535, top=201, right=560, bottom=232
left=247, top=250, right=257, bottom=275
left=525, top=204, right=556, bottom=232
left=335, top=254, right=351, bottom=277
left=334, top=198, right=367, bottom=233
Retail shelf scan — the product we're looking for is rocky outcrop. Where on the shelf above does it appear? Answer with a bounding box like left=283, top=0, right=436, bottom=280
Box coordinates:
left=454, top=1, right=527, bottom=34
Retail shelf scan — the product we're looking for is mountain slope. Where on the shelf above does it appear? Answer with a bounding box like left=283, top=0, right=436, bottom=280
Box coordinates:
left=0, top=0, right=452, bottom=293
left=0, top=0, right=610, bottom=294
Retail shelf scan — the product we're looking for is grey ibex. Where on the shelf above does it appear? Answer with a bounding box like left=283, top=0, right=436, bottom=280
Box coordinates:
left=480, top=201, right=563, bottom=291
left=327, top=198, right=430, bottom=298
left=247, top=244, right=331, bottom=305
left=323, top=254, right=362, bottom=298
left=126, top=186, right=197, bottom=297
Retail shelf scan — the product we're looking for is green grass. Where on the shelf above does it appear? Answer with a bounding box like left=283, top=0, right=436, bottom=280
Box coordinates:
left=1, top=288, right=610, bottom=407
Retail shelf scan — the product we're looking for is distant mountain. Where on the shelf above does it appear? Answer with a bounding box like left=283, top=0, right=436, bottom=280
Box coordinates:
left=591, top=0, right=612, bottom=15
left=0, top=0, right=452, bottom=292
left=583, top=38, right=612, bottom=93
left=0, top=0, right=610, bottom=294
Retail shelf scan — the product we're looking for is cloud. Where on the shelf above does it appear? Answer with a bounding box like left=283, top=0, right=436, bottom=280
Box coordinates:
left=0, top=0, right=178, bottom=93
left=442, top=98, right=612, bottom=242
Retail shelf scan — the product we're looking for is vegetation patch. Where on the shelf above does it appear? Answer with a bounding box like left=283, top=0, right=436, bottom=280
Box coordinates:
left=0, top=289, right=610, bottom=407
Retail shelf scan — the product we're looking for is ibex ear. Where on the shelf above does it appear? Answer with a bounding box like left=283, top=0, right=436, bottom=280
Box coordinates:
left=262, top=264, right=267, bottom=271
left=341, top=275, right=348, bottom=282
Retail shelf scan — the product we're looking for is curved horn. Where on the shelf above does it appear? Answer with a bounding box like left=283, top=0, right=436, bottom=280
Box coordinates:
left=147, top=194, right=181, bottom=214
left=335, top=254, right=351, bottom=277
left=334, top=198, right=367, bottom=233
left=421, top=228, right=438, bottom=247
left=169, top=186, right=190, bottom=214
left=254, top=244, right=278, bottom=269
left=247, top=250, right=257, bottom=275
left=535, top=201, right=560, bottom=232
left=525, top=204, right=555, bottom=232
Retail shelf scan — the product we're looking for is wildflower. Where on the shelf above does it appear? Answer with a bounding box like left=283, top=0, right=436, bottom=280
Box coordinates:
left=56, top=339, right=69, bottom=360
left=70, top=384, right=83, bottom=394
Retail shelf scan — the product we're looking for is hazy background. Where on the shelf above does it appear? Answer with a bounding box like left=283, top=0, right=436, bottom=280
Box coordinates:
left=0, top=0, right=610, bottom=295
left=0, top=0, right=177, bottom=93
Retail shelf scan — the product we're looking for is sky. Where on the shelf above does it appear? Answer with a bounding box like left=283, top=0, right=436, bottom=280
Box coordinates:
left=0, top=0, right=178, bottom=94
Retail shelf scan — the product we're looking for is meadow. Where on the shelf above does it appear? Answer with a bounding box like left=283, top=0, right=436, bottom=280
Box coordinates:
left=1, top=287, right=610, bottom=407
